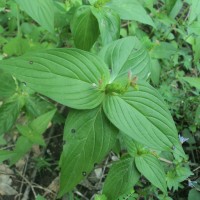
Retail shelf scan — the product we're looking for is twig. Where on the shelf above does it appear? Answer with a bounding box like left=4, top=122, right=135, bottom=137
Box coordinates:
left=16, top=169, right=37, bottom=198
left=158, top=157, right=173, bottom=164
left=193, top=166, right=200, bottom=172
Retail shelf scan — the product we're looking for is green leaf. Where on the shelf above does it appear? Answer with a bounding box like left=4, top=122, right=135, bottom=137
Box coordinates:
left=3, top=37, right=30, bottom=56
left=71, top=6, right=99, bottom=50
left=94, top=194, right=107, bottom=200
left=15, top=0, right=54, bottom=32
left=17, top=109, right=56, bottom=146
left=0, top=70, right=16, bottom=100
left=103, top=156, right=140, bottom=200
left=105, top=0, right=155, bottom=27
left=35, top=195, right=46, bottom=200
left=99, top=36, right=150, bottom=83
left=0, top=96, right=24, bottom=135
left=0, top=48, right=110, bottom=109
left=182, top=77, right=200, bottom=90
left=10, top=136, right=33, bottom=165
left=135, top=153, right=167, bottom=193
left=59, top=107, right=117, bottom=196
left=150, top=42, right=178, bottom=59
left=188, top=0, right=200, bottom=24
left=103, top=81, right=185, bottom=156
left=188, top=189, right=200, bottom=200
left=91, top=7, right=120, bottom=45
left=150, top=59, right=161, bottom=86
left=25, top=95, right=55, bottom=117
left=0, top=150, right=16, bottom=163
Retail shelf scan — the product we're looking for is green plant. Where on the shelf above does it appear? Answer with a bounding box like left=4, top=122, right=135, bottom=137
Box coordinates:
left=0, top=0, right=199, bottom=199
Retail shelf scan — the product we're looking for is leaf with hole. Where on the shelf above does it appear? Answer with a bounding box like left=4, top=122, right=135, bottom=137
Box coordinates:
left=59, top=107, right=117, bottom=196
left=0, top=48, right=110, bottom=109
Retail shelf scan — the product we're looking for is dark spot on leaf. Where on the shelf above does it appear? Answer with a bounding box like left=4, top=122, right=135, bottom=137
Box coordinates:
left=71, top=128, right=76, bottom=133
left=62, top=141, right=66, bottom=145
left=82, top=171, right=86, bottom=176
left=29, top=61, right=33, bottom=64
left=22, top=82, right=27, bottom=86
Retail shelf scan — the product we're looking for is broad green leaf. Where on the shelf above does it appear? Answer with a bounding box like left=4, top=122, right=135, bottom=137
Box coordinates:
left=0, top=150, right=16, bottom=163
left=59, top=107, right=117, bottom=196
left=99, top=37, right=150, bottom=83
left=10, top=136, right=33, bottom=165
left=91, top=7, right=120, bottom=45
left=135, top=153, right=167, bottom=193
left=17, top=109, right=56, bottom=146
left=103, top=156, right=140, bottom=200
left=0, top=48, right=110, bottom=109
left=71, top=6, right=99, bottom=50
left=105, top=0, right=155, bottom=27
left=188, top=0, right=200, bottom=24
left=103, top=81, right=185, bottom=156
left=0, top=70, right=16, bottom=100
left=0, top=96, right=24, bottom=135
left=188, top=189, right=200, bottom=200
left=182, top=77, right=200, bottom=90
left=15, top=0, right=54, bottom=32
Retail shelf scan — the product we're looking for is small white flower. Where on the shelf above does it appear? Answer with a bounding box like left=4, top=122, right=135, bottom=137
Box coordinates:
left=179, top=134, right=189, bottom=144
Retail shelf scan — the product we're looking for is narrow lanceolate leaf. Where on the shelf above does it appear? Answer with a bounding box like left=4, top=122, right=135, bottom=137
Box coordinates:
left=103, top=81, right=185, bottom=156
left=0, top=49, right=110, bottom=109
left=91, top=7, right=120, bottom=45
left=99, top=37, right=150, bottom=83
left=71, top=6, right=99, bottom=50
left=0, top=70, right=16, bottom=100
left=59, top=107, right=117, bottom=196
left=105, top=0, right=155, bottom=27
left=15, top=0, right=54, bottom=32
left=103, top=156, right=140, bottom=200
left=0, top=96, right=24, bottom=135
left=135, top=153, right=167, bottom=193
